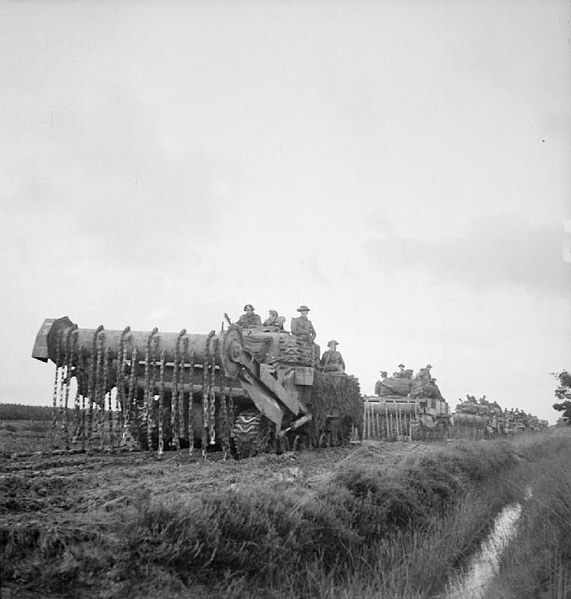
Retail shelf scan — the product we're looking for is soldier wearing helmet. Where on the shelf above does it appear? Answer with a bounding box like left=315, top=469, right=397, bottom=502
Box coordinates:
left=291, top=305, right=316, bottom=342
left=320, top=340, right=345, bottom=373
left=416, top=364, right=433, bottom=381
left=236, top=304, right=262, bottom=329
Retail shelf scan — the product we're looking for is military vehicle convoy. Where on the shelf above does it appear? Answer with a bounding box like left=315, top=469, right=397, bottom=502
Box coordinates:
left=32, top=316, right=362, bottom=457
left=31, top=316, right=548, bottom=457
left=363, top=366, right=451, bottom=441
left=452, top=396, right=548, bottom=438
left=362, top=373, right=548, bottom=441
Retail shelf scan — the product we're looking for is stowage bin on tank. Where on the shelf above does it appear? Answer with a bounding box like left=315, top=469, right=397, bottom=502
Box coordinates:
left=32, top=316, right=363, bottom=457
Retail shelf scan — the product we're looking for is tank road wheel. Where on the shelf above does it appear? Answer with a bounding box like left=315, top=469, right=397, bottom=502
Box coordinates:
left=277, top=435, right=290, bottom=454
left=292, top=434, right=309, bottom=452
left=338, top=416, right=354, bottom=446
left=232, top=409, right=270, bottom=459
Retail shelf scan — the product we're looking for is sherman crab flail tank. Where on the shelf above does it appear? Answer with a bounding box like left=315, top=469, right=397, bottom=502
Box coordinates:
left=32, top=316, right=362, bottom=457
left=363, top=365, right=450, bottom=441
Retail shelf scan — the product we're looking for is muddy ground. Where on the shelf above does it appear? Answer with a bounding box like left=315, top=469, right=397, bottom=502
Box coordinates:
left=0, top=420, right=436, bottom=535
left=3, top=420, right=547, bottom=599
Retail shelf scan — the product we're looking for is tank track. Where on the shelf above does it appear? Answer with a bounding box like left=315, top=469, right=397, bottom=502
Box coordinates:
left=232, top=409, right=270, bottom=458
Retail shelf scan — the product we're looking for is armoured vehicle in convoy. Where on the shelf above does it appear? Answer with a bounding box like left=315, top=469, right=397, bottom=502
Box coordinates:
left=451, top=398, right=548, bottom=438
left=32, top=316, right=362, bottom=457
left=451, top=398, right=507, bottom=439
left=362, top=367, right=450, bottom=441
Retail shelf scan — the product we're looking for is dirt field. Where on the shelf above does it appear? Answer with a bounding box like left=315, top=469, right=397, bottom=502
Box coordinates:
left=1, top=422, right=433, bottom=512
left=0, top=420, right=510, bottom=599
left=0, top=419, right=435, bottom=540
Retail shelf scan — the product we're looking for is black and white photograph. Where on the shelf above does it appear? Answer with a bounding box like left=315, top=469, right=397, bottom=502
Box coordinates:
left=1, top=2, right=570, bottom=598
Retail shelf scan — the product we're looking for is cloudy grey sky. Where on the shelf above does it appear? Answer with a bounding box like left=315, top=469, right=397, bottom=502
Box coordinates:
left=1, top=1, right=570, bottom=423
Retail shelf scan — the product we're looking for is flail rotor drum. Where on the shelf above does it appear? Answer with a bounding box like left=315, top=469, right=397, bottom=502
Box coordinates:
left=32, top=316, right=248, bottom=456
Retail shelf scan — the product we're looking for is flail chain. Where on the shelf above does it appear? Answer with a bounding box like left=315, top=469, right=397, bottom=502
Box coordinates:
left=145, top=328, right=159, bottom=452
left=187, top=348, right=195, bottom=455
left=209, top=337, right=218, bottom=445
left=158, top=347, right=166, bottom=456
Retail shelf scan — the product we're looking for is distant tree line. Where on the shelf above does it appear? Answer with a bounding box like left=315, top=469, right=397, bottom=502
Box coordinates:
left=0, top=403, right=53, bottom=421
left=553, top=370, right=571, bottom=424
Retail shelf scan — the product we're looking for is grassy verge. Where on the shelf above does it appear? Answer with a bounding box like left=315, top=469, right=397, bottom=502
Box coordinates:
left=116, top=441, right=518, bottom=597
left=281, top=470, right=520, bottom=599
left=482, top=430, right=571, bottom=599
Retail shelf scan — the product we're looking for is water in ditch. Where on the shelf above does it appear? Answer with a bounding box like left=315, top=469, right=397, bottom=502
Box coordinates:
left=442, top=500, right=525, bottom=599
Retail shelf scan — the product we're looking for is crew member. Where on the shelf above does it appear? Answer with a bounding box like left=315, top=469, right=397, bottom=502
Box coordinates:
left=263, top=309, right=285, bottom=330
left=374, top=371, right=388, bottom=395
left=416, top=364, right=433, bottom=381
left=320, top=340, right=345, bottom=373
left=291, top=305, right=316, bottom=342
left=236, top=304, right=262, bottom=328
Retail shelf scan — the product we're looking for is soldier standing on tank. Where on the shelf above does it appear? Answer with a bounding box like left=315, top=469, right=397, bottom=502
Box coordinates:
left=236, top=304, right=262, bottom=328
left=291, top=305, right=316, bottom=342
left=320, top=340, right=346, bottom=372
left=394, top=364, right=406, bottom=378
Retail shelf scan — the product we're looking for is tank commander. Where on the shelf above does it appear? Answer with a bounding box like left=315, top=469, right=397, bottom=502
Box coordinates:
left=374, top=371, right=388, bottom=395
left=320, top=340, right=346, bottom=373
left=393, top=363, right=406, bottom=378
left=236, top=304, right=262, bottom=329
left=263, top=309, right=285, bottom=331
left=416, top=364, right=432, bottom=381
left=291, top=305, right=316, bottom=342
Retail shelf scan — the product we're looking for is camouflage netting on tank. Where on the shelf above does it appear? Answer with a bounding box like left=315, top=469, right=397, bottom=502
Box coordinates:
left=378, top=377, right=411, bottom=397
left=410, top=380, right=442, bottom=399
left=308, top=372, right=362, bottom=435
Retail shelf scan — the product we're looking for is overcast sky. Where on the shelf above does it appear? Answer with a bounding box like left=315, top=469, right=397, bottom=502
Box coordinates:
left=1, top=1, right=570, bottom=423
